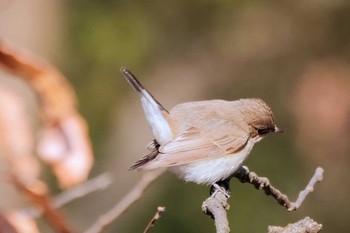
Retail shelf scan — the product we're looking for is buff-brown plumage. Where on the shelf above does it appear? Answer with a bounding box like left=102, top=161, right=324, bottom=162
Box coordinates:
left=121, top=67, right=282, bottom=184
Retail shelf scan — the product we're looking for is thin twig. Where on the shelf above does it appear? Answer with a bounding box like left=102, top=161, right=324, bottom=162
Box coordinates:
left=54, top=173, right=112, bottom=208
left=292, top=167, right=324, bottom=210
left=84, top=169, right=165, bottom=233
left=22, top=173, right=113, bottom=218
left=143, top=206, right=166, bottom=233
left=233, top=166, right=324, bottom=211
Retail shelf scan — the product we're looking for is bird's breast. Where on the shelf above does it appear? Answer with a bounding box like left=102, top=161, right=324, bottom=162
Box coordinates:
left=169, top=139, right=256, bottom=185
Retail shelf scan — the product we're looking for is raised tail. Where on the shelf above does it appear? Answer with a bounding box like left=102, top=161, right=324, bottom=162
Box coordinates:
left=120, top=67, right=173, bottom=144
left=120, top=67, right=167, bottom=111
left=120, top=67, right=143, bottom=92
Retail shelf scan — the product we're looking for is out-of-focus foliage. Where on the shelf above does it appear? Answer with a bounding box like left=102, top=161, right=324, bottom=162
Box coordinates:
left=0, top=41, right=94, bottom=189
left=0, top=40, right=94, bottom=232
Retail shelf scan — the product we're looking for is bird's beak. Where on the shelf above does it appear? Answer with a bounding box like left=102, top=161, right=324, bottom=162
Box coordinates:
left=274, top=125, right=284, bottom=133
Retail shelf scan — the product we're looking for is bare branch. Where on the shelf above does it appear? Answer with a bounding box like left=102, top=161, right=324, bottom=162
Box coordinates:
left=202, top=166, right=323, bottom=233
left=143, top=206, right=166, bottom=233
left=268, top=217, right=322, bottom=233
left=23, top=173, right=113, bottom=218
left=292, top=167, right=324, bottom=210
left=233, top=166, right=324, bottom=211
left=202, top=186, right=230, bottom=233
left=54, top=173, right=112, bottom=208
left=84, top=169, right=165, bottom=233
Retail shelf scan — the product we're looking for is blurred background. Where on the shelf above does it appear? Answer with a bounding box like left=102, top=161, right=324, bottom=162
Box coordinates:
left=1, top=0, right=350, bottom=232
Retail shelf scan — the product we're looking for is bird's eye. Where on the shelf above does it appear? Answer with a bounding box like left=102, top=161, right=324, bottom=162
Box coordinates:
left=257, top=128, right=270, bottom=135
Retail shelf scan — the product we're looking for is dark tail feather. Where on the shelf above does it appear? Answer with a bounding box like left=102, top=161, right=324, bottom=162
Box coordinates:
left=129, top=140, right=160, bottom=170
left=129, top=149, right=159, bottom=170
left=120, top=67, right=145, bottom=93
left=120, top=67, right=168, bottom=113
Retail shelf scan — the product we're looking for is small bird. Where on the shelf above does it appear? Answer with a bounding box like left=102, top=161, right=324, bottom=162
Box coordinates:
left=121, top=67, right=283, bottom=185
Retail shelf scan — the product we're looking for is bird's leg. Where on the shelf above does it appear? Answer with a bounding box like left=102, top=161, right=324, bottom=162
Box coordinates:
left=232, top=166, right=324, bottom=211
left=210, top=178, right=231, bottom=198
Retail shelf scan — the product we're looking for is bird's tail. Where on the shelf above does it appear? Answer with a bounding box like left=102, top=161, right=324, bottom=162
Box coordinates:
left=120, top=67, right=173, bottom=144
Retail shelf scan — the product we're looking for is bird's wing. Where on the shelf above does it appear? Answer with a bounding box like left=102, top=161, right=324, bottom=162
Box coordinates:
left=201, top=119, right=250, bottom=153
left=143, top=120, right=250, bottom=168
left=120, top=67, right=173, bottom=144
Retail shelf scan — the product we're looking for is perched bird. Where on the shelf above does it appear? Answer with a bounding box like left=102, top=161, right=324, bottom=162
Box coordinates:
left=121, top=67, right=283, bottom=185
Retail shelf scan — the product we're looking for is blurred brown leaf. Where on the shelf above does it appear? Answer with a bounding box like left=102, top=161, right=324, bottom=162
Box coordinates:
left=0, top=40, right=93, bottom=188
left=0, top=84, right=39, bottom=184
left=0, top=40, right=76, bottom=122
left=37, top=114, right=93, bottom=188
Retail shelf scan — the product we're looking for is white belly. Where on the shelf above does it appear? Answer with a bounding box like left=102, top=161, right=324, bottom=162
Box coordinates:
left=169, top=139, right=255, bottom=185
